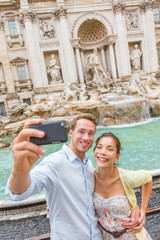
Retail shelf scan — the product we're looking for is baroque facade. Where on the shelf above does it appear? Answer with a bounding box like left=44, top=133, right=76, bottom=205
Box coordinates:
left=0, top=0, right=160, bottom=116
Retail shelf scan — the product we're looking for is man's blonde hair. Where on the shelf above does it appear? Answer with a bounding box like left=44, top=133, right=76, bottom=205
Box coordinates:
left=70, top=113, right=97, bottom=130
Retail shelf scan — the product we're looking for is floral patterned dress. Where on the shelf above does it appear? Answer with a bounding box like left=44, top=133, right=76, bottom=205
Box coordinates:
left=93, top=193, right=152, bottom=240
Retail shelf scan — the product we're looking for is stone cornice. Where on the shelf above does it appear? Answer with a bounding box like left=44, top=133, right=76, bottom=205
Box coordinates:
left=54, top=7, right=67, bottom=20
left=112, top=2, right=126, bottom=15
left=0, top=0, right=19, bottom=7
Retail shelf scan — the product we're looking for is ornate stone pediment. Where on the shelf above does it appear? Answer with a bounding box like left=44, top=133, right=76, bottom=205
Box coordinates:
left=11, top=56, right=28, bottom=64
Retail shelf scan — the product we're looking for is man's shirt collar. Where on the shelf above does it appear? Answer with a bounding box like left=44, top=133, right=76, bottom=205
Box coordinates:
left=62, top=144, right=89, bottom=164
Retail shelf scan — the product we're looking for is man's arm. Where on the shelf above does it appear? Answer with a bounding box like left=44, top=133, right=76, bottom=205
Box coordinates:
left=9, top=119, right=45, bottom=195
left=122, top=204, right=145, bottom=233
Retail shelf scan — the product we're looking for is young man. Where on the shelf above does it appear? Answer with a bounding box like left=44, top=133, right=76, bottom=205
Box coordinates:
left=6, top=114, right=145, bottom=240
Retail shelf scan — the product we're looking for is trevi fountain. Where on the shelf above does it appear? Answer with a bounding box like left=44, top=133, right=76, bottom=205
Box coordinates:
left=0, top=0, right=160, bottom=239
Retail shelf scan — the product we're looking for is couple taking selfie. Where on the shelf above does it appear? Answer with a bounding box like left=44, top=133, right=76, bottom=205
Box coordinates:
left=6, top=113, right=153, bottom=240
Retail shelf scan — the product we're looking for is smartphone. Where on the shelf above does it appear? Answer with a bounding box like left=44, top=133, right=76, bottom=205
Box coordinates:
left=29, top=120, right=68, bottom=145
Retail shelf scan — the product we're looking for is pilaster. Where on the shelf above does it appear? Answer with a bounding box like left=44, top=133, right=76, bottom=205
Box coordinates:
left=19, top=10, right=46, bottom=88
left=0, top=17, right=16, bottom=94
left=54, top=7, right=78, bottom=83
left=99, top=46, right=107, bottom=72
left=108, top=37, right=117, bottom=79
left=140, top=0, right=158, bottom=73
left=113, top=1, right=131, bottom=77
left=75, top=45, right=84, bottom=83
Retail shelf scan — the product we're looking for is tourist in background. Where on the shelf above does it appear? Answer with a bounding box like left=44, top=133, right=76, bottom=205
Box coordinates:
left=93, top=132, right=153, bottom=240
left=6, top=114, right=146, bottom=240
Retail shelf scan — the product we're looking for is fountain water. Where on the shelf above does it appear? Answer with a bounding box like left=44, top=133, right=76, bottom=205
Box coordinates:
left=1, top=117, right=160, bottom=200
left=0, top=75, right=160, bottom=240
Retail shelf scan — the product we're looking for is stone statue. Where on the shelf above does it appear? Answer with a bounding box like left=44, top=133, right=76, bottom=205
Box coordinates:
left=40, top=20, right=55, bottom=38
left=130, top=44, right=142, bottom=71
left=61, top=82, right=78, bottom=102
left=86, top=48, right=110, bottom=88
left=128, top=73, right=145, bottom=96
left=47, top=54, right=62, bottom=84
left=140, top=73, right=160, bottom=94
left=71, top=84, right=89, bottom=101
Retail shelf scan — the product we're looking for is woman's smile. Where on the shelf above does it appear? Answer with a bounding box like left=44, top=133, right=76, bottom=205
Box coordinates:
left=97, top=156, right=109, bottom=163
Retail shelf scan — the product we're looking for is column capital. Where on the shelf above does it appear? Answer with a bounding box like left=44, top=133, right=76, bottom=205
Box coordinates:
left=71, top=38, right=80, bottom=48
left=113, top=2, right=126, bottom=14
left=99, top=46, right=105, bottom=50
left=54, top=7, right=67, bottom=20
left=108, top=35, right=116, bottom=45
left=19, top=10, right=36, bottom=26
left=140, top=0, right=155, bottom=13
left=0, top=17, right=4, bottom=31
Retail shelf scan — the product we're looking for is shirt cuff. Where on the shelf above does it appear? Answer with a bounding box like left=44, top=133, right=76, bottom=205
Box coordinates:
left=5, top=176, right=32, bottom=201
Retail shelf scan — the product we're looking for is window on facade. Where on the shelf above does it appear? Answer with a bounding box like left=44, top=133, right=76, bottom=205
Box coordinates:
left=8, top=20, right=18, bottom=36
left=0, top=103, right=6, bottom=116
left=17, top=65, right=26, bottom=80
left=153, top=8, right=160, bottom=21
left=23, top=98, right=31, bottom=105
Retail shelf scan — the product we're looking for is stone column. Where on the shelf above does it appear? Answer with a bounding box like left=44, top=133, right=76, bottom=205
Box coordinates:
left=100, top=47, right=107, bottom=72
left=141, top=0, right=158, bottom=73
left=54, top=7, right=78, bottom=83
left=113, top=2, right=131, bottom=77
left=0, top=18, right=15, bottom=94
left=20, top=11, right=46, bottom=88
left=75, top=46, right=84, bottom=83
left=140, top=5, right=150, bottom=73
left=80, top=50, right=85, bottom=74
left=108, top=38, right=117, bottom=79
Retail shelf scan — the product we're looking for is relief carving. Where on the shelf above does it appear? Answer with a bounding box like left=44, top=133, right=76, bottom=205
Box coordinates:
left=39, top=19, right=55, bottom=38
left=126, top=11, right=139, bottom=31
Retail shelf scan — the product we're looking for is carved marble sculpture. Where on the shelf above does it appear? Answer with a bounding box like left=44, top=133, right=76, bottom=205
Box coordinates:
left=62, top=82, right=78, bottom=102
left=126, top=11, right=139, bottom=30
left=40, top=20, right=55, bottom=38
left=87, top=49, right=110, bottom=81
left=71, top=84, right=89, bottom=101
left=47, top=54, right=62, bottom=84
left=85, top=49, right=111, bottom=89
left=140, top=73, right=160, bottom=94
left=130, top=44, right=142, bottom=71
left=128, top=73, right=145, bottom=96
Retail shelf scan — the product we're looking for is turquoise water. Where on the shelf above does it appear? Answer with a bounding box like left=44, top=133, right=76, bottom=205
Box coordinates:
left=1, top=118, right=160, bottom=200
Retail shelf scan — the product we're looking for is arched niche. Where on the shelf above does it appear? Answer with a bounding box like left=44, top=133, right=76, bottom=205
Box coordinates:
left=71, top=12, right=113, bottom=49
